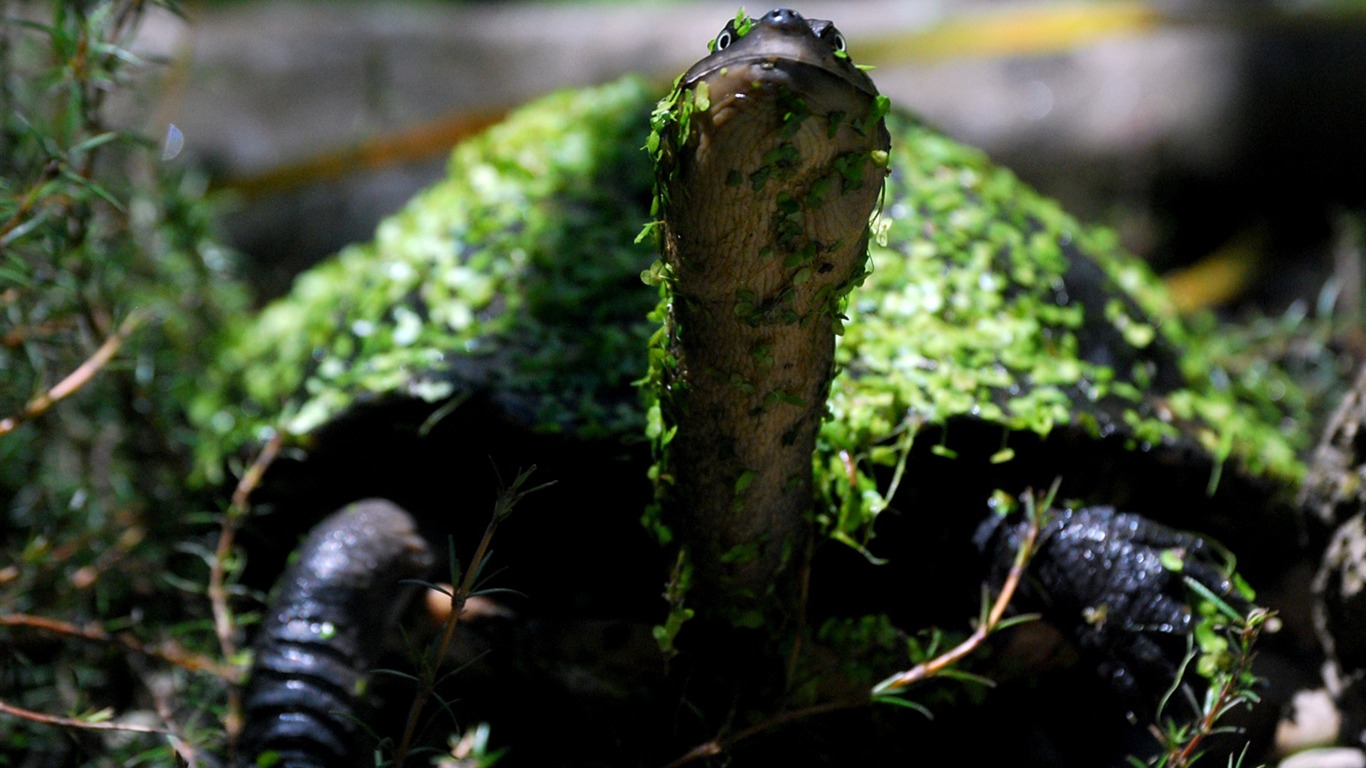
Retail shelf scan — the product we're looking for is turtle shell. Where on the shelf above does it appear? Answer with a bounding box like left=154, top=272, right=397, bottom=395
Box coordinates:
left=192, top=75, right=1310, bottom=590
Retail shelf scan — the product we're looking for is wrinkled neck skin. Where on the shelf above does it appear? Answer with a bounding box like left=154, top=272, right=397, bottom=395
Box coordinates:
left=654, top=16, right=890, bottom=628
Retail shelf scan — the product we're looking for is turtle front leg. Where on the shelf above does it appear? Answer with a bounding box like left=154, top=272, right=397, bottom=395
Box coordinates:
left=977, top=504, right=1255, bottom=717
left=238, top=499, right=434, bottom=768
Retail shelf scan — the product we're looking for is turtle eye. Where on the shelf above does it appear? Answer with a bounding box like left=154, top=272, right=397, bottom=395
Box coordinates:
left=715, top=28, right=733, bottom=51
left=832, top=32, right=847, bottom=53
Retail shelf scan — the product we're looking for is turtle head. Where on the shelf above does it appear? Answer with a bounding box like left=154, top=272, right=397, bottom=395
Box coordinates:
left=681, top=8, right=882, bottom=103
left=645, top=10, right=890, bottom=631
left=651, top=6, right=890, bottom=306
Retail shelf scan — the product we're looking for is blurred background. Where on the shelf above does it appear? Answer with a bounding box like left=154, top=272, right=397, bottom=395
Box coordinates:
left=4, top=2, right=1366, bottom=763
left=124, top=0, right=1366, bottom=315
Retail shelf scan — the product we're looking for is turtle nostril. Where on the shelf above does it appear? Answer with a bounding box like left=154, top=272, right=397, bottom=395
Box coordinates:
left=762, top=8, right=806, bottom=29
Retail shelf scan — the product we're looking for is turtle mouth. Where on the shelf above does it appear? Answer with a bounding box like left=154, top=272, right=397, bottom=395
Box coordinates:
left=702, top=59, right=874, bottom=135
left=680, top=57, right=885, bottom=192
left=677, top=8, right=879, bottom=101
left=684, top=53, right=880, bottom=103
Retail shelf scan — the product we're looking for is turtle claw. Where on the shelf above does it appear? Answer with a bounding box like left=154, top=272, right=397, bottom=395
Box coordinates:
left=979, top=504, right=1249, bottom=715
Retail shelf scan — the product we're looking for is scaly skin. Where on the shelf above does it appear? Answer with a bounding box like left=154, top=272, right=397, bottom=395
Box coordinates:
left=649, top=9, right=889, bottom=626
left=238, top=500, right=432, bottom=767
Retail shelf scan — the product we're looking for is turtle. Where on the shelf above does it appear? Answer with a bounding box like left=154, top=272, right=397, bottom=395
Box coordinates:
left=192, top=8, right=1327, bottom=767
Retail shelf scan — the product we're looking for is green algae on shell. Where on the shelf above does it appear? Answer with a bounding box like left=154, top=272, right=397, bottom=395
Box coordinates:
left=193, top=76, right=1310, bottom=554
left=818, top=111, right=1308, bottom=547
left=191, top=77, right=662, bottom=483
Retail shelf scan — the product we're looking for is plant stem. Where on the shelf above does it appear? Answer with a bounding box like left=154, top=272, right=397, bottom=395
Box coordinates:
left=874, top=495, right=1045, bottom=694
left=213, top=431, right=283, bottom=744
left=392, top=466, right=552, bottom=767
left=0, top=310, right=142, bottom=437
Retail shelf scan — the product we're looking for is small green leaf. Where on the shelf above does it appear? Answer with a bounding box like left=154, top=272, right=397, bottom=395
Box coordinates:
left=734, top=9, right=753, bottom=37
left=1158, top=548, right=1185, bottom=572
left=872, top=694, right=934, bottom=718
left=693, top=80, right=710, bottom=112
left=931, top=444, right=958, bottom=460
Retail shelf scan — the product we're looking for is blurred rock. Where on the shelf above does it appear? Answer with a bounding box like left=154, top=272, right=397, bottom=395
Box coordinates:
left=1279, top=688, right=1344, bottom=755
left=1280, top=747, right=1366, bottom=768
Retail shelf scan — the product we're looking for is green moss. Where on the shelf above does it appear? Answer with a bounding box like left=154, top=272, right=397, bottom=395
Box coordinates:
left=197, top=76, right=1310, bottom=560
left=814, top=112, right=1309, bottom=544
left=193, top=77, right=661, bottom=481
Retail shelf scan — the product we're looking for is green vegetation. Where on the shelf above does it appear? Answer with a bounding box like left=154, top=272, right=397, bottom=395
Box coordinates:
left=191, top=77, right=660, bottom=481
left=0, top=2, right=1322, bottom=765
left=1, top=0, right=245, bottom=762
left=817, top=110, right=1309, bottom=549
left=198, top=83, right=1311, bottom=548
left=196, top=72, right=1301, bottom=768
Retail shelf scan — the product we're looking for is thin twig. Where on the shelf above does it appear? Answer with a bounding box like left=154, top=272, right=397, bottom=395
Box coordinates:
left=659, top=699, right=866, bottom=768
left=1161, top=610, right=1268, bottom=767
left=0, top=613, right=237, bottom=680
left=0, top=159, right=60, bottom=247
left=391, top=522, right=495, bottom=767
left=213, top=431, right=284, bottom=656
left=0, top=311, right=142, bottom=437
left=213, top=430, right=284, bottom=746
left=660, top=499, right=1047, bottom=767
left=874, top=497, right=1044, bottom=693
left=0, top=697, right=168, bottom=735
left=664, top=489, right=1052, bottom=768
left=132, top=655, right=203, bottom=768
left=392, top=466, right=553, bottom=768
left=1, top=319, right=72, bottom=348
left=659, top=742, right=724, bottom=768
